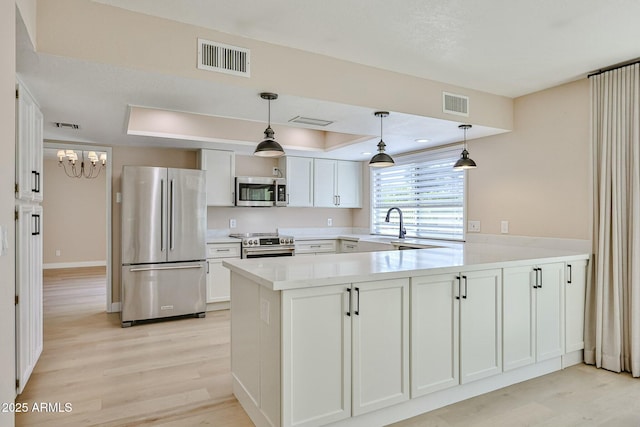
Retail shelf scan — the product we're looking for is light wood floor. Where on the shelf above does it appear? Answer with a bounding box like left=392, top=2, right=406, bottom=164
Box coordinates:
left=16, top=267, right=640, bottom=426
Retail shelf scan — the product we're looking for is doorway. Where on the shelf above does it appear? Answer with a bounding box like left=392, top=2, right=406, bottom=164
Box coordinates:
left=42, top=142, right=113, bottom=312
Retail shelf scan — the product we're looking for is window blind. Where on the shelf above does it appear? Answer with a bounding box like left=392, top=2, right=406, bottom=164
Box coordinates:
left=371, top=145, right=465, bottom=241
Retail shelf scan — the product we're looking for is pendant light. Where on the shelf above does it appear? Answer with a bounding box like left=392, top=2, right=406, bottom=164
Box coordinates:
left=453, top=124, right=477, bottom=170
left=369, top=111, right=395, bottom=168
left=254, top=92, right=285, bottom=157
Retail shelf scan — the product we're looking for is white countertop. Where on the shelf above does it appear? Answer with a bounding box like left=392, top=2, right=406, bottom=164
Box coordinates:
left=222, top=243, right=589, bottom=291
left=206, top=236, right=242, bottom=244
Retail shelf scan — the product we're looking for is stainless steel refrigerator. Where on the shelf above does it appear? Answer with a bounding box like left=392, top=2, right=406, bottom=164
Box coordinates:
left=120, top=166, right=207, bottom=327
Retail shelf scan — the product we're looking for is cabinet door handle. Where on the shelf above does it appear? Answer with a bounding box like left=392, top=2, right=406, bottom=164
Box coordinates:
left=287, top=193, right=290, bottom=205
left=31, top=170, right=38, bottom=193
left=455, top=276, right=461, bottom=300
left=354, top=287, right=360, bottom=315
left=567, top=264, right=572, bottom=284
left=31, top=214, right=40, bottom=236
left=347, top=288, right=352, bottom=316
left=338, top=195, right=341, bottom=206
left=538, top=267, right=543, bottom=289
left=462, top=275, right=468, bottom=299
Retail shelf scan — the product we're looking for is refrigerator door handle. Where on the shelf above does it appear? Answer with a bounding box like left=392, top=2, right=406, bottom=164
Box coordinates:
left=128, top=265, right=204, bottom=273
left=170, top=179, right=175, bottom=251
left=160, top=179, right=165, bottom=252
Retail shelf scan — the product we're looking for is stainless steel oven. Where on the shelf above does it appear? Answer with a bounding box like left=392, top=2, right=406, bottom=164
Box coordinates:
left=230, top=233, right=295, bottom=258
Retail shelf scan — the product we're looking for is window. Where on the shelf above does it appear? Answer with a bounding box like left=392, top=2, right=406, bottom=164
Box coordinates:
left=371, top=145, right=465, bottom=241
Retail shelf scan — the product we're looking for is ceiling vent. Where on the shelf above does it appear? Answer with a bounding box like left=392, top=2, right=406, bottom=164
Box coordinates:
left=54, top=122, right=80, bottom=130
left=197, top=38, right=250, bottom=77
left=443, top=92, right=469, bottom=117
left=288, top=116, right=334, bottom=127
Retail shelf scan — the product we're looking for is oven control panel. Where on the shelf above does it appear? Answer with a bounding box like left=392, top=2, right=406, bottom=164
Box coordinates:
left=241, top=236, right=295, bottom=246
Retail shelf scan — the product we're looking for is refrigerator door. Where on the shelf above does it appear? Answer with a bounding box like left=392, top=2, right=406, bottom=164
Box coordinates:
left=167, top=168, right=206, bottom=262
left=121, top=261, right=206, bottom=326
left=121, top=166, right=168, bottom=264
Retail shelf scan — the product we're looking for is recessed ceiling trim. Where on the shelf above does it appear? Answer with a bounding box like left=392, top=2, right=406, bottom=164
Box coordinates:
left=288, top=116, right=334, bottom=126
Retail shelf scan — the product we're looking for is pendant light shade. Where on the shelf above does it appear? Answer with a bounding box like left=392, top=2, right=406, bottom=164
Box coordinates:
left=254, top=92, right=285, bottom=158
left=453, top=124, right=477, bottom=170
left=369, top=111, right=395, bottom=168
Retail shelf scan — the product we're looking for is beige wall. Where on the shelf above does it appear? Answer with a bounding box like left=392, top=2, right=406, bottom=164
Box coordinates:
left=2, top=2, right=16, bottom=424
left=36, top=0, right=513, bottom=132
left=111, top=146, right=198, bottom=302
left=16, top=0, right=36, bottom=48
left=467, top=79, right=590, bottom=239
left=42, top=157, right=107, bottom=265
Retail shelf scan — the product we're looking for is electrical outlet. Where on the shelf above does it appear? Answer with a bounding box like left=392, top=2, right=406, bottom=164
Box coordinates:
left=116, top=192, right=122, bottom=203
left=501, top=220, right=509, bottom=234
left=260, top=299, right=270, bottom=325
left=327, top=218, right=333, bottom=226
left=229, top=219, right=237, bottom=228
left=55, top=249, right=61, bottom=257
left=467, top=220, right=481, bottom=232
left=272, top=167, right=279, bottom=176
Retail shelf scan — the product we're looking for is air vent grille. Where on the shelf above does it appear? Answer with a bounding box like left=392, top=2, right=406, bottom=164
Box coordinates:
left=288, top=116, right=334, bottom=127
left=443, top=92, right=469, bottom=116
left=198, top=38, right=250, bottom=77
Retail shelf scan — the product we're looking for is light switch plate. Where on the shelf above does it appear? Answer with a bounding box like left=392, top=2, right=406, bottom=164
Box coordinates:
left=0, top=225, right=7, bottom=256
left=467, top=220, right=481, bottom=233
left=229, top=219, right=237, bottom=228
left=260, top=299, right=270, bottom=325
left=501, top=220, right=509, bottom=234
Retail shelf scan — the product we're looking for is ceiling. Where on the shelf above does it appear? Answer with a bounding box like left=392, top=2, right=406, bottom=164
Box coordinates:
left=16, top=0, right=640, bottom=161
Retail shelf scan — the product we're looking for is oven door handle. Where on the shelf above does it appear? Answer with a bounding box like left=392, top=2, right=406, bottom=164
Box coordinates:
left=243, top=247, right=296, bottom=258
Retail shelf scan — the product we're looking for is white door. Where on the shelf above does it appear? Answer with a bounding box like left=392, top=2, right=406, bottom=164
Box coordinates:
left=459, top=269, right=502, bottom=384
left=313, top=159, right=337, bottom=207
left=536, top=262, right=565, bottom=361
left=282, top=285, right=351, bottom=427
left=336, top=161, right=361, bottom=208
left=285, top=156, right=314, bottom=207
left=16, top=204, right=43, bottom=394
left=206, top=259, right=230, bottom=303
left=200, top=149, right=235, bottom=206
left=411, top=274, right=459, bottom=397
left=565, top=260, right=587, bottom=352
left=502, top=265, right=536, bottom=371
left=352, top=278, right=409, bottom=415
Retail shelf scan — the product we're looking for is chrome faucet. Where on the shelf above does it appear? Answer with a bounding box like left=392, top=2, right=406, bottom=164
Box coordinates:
left=385, top=207, right=406, bottom=239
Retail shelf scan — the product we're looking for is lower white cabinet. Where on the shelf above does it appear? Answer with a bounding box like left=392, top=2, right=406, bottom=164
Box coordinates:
left=340, top=240, right=358, bottom=253
left=15, top=203, right=43, bottom=394
left=502, top=262, right=565, bottom=371
left=565, top=259, right=587, bottom=353
left=411, top=269, right=502, bottom=398
left=282, top=278, right=409, bottom=426
left=206, top=242, right=240, bottom=305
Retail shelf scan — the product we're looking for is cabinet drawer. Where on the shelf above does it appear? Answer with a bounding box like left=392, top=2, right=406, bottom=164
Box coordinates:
left=296, top=240, right=337, bottom=254
left=340, top=241, right=358, bottom=252
left=207, top=243, right=241, bottom=259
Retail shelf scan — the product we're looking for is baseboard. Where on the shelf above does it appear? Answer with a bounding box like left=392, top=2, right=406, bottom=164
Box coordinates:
left=109, top=302, right=121, bottom=313
left=43, top=261, right=107, bottom=269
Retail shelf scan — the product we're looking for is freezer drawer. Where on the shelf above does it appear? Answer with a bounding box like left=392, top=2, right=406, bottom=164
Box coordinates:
left=121, top=261, right=206, bottom=327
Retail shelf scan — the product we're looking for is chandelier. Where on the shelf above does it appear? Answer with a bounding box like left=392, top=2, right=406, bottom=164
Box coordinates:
left=57, top=149, right=107, bottom=179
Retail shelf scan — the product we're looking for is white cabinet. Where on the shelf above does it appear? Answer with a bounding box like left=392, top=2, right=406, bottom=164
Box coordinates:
left=313, top=159, right=362, bottom=208
left=15, top=204, right=43, bottom=394
left=282, top=278, right=409, bottom=426
left=295, top=239, right=337, bottom=256
left=565, top=259, right=587, bottom=353
left=279, top=156, right=314, bottom=207
left=16, top=80, right=43, bottom=202
left=206, top=242, right=240, bottom=305
left=199, top=149, right=235, bottom=206
left=503, top=262, right=565, bottom=372
left=411, top=273, right=459, bottom=397
left=411, top=269, right=502, bottom=397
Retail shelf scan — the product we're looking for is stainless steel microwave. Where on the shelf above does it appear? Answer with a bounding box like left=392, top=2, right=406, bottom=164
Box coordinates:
left=235, top=176, right=287, bottom=207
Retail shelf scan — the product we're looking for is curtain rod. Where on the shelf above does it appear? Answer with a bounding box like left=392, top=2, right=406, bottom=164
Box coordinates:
left=588, top=58, right=640, bottom=78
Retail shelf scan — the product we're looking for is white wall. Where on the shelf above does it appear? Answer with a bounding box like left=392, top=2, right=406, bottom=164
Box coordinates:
left=1, top=3, right=17, bottom=425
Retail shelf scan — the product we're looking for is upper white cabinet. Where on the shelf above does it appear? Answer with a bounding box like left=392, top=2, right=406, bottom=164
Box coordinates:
left=278, top=156, right=313, bottom=207
left=502, top=262, right=565, bottom=372
left=16, top=80, right=43, bottom=202
left=313, top=159, right=362, bottom=208
left=199, top=149, right=235, bottom=206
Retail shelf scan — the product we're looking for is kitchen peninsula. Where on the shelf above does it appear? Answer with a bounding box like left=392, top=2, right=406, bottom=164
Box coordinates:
left=223, top=244, right=589, bottom=427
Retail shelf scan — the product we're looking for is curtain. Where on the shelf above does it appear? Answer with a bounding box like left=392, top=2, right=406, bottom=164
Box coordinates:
left=585, top=63, right=640, bottom=377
